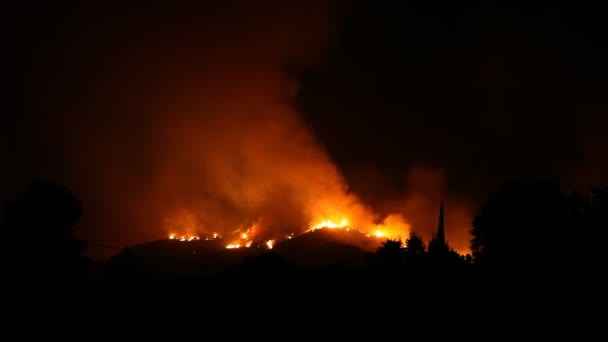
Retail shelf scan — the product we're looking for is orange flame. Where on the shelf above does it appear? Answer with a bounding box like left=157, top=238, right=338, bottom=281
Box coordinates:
left=168, top=211, right=411, bottom=251
left=310, top=218, right=348, bottom=231
left=169, top=233, right=200, bottom=241
left=224, top=224, right=256, bottom=249
left=307, top=213, right=410, bottom=241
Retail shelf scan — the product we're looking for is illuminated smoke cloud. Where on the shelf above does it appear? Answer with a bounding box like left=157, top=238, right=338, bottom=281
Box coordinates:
left=14, top=2, right=412, bottom=257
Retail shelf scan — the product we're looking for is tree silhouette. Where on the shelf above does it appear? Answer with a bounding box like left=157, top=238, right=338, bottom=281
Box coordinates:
left=376, top=238, right=404, bottom=266
left=405, top=232, right=426, bottom=254
left=470, top=180, right=571, bottom=274
left=1, top=180, right=87, bottom=279
left=571, top=186, right=608, bottom=272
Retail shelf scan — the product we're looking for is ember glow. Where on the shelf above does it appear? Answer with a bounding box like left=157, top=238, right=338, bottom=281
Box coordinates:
left=224, top=225, right=256, bottom=249
left=226, top=240, right=272, bottom=249
left=169, top=231, right=222, bottom=241
left=307, top=214, right=406, bottom=242
left=169, top=233, right=201, bottom=242
left=167, top=211, right=412, bottom=252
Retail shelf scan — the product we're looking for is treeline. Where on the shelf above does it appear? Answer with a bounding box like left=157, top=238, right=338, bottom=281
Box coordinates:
left=1, top=180, right=606, bottom=283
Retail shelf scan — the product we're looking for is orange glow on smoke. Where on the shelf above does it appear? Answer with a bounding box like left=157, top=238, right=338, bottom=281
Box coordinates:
left=307, top=213, right=409, bottom=242
left=310, top=218, right=349, bottom=230
left=168, top=212, right=412, bottom=250
left=224, top=225, right=256, bottom=249
left=226, top=226, right=253, bottom=248
left=168, top=211, right=411, bottom=252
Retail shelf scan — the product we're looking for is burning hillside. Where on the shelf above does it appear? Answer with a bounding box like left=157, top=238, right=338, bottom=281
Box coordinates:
left=107, top=221, right=388, bottom=279
left=167, top=215, right=405, bottom=253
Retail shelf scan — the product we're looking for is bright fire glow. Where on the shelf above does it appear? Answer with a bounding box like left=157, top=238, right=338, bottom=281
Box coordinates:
left=310, top=218, right=349, bottom=230
left=306, top=213, right=410, bottom=242
left=224, top=225, right=256, bottom=249
left=169, top=233, right=200, bottom=242
left=169, top=212, right=411, bottom=251
left=205, top=232, right=221, bottom=240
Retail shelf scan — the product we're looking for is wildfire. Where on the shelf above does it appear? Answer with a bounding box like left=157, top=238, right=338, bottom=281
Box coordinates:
left=169, top=232, right=221, bottom=241
left=221, top=223, right=280, bottom=250
left=308, top=218, right=388, bottom=239
left=168, top=213, right=409, bottom=251
left=224, top=225, right=256, bottom=249
left=169, top=233, right=201, bottom=241
left=310, top=218, right=349, bottom=231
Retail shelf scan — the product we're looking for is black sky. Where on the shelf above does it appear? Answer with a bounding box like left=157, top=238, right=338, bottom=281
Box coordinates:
left=297, top=1, right=608, bottom=205
left=8, top=1, right=608, bottom=257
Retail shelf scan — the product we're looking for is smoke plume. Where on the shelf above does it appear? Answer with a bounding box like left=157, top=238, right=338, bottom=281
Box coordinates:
left=11, top=2, right=414, bottom=258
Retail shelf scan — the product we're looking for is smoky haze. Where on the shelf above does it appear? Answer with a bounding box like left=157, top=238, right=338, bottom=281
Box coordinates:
left=12, top=2, right=422, bottom=259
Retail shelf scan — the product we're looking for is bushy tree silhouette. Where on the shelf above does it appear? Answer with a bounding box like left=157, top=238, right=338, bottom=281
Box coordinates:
left=376, top=238, right=404, bottom=266
left=427, top=237, right=450, bottom=256
left=470, top=180, right=571, bottom=275
left=405, top=232, right=426, bottom=254
left=1, top=180, right=87, bottom=279
left=571, top=186, right=608, bottom=271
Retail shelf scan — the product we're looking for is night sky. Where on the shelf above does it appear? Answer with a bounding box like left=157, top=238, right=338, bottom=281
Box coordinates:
left=298, top=1, right=608, bottom=194
left=9, top=1, right=608, bottom=258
